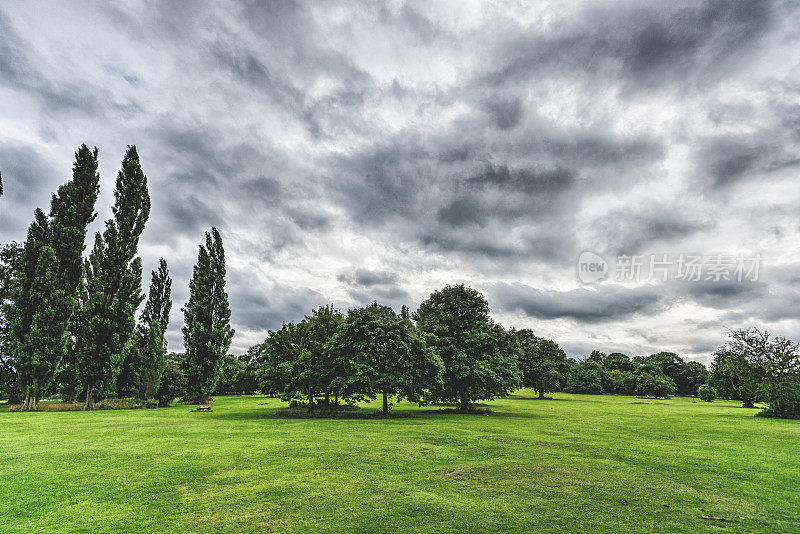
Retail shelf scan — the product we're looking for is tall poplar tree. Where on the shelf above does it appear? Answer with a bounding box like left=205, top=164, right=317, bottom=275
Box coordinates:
left=76, top=146, right=150, bottom=409
left=121, top=258, right=172, bottom=400
left=182, top=227, right=234, bottom=402
left=7, top=146, right=100, bottom=409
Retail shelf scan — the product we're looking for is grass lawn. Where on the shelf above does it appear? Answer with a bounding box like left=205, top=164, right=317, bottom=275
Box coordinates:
left=1, top=392, right=798, bottom=533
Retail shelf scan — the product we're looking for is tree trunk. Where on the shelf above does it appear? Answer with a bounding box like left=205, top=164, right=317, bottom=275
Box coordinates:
left=382, top=389, right=389, bottom=415
left=324, top=391, right=330, bottom=406
left=460, top=390, right=470, bottom=411
left=307, top=387, right=314, bottom=413
left=22, top=392, right=37, bottom=411
left=84, top=386, right=95, bottom=410
left=538, top=388, right=545, bottom=399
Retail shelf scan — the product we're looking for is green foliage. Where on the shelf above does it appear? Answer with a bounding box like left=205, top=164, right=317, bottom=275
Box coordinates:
left=119, top=259, right=172, bottom=400
left=155, top=360, right=187, bottom=407
left=327, top=303, right=443, bottom=415
left=0, top=242, right=23, bottom=401
left=515, top=329, right=569, bottom=398
left=565, top=363, right=603, bottom=394
left=635, top=373, right=674, bottom=399
left=414, top=284, right=520, bottom=409
left=182, top=228, right=234, bottom=401
left=604, top=352, right=635, bottom=373
left=214, top=355, right=259, bottom=395
left=257, top=322, right=304, bottom=397
left=5, top=146, right=100, bottom=409
left=698, top=383, right=716, bottom=402
left=257, top=306, right=346, bottom=407
left=76, top=146, right=150, bottom=408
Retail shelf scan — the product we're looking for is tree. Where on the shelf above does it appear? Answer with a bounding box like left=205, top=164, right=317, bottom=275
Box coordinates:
left=182, top=228, right=234, bottom=402
left=258, top=322, right=304, bottom=398
left=604, top=353, right=635, bottom=373
left=76, top=146, right=150, bottom=408
left=121, top=259, right=172, bottom=400
left=719, top=328, right=800, bottom=418
left=299, top=305, right=344, bottom=407
left=698, top=383, right=716, bottom=402
left=326, top=303, right=443, bottom=415
left=565, top=362, right=603, bottom=394
left=710, top=331, right=766, bottom=408
left=0, top=242, right=22, bottom=402
left=7, top=146, right=101, bottom=410
left=515, top=329, right=569, bottom=398
left=10, top=240, right=72, bottom=409
left=414, top=284, right=520, bottom=410
left=154, top=359, right=186, bottom=407
left=635, top=373, right=674, bottom=398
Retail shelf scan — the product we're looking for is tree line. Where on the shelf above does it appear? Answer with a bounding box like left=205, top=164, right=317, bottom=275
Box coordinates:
left=0, top=146, right=233, bottom=410
left=2, top=150, right=799, bottom=419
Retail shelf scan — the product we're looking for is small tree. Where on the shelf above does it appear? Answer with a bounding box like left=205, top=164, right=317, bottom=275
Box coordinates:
left=635, top=373, right=674, bottom=399
left=698, top=383, right=716, bottom=402
left=515, top=329, right=569, bottom=398
left=415, top=284, right=520, bottom=410
left=155, top=360, right=186, bottom=407
left=327, top=303, right=443, bottom=415
left=258, top=322, right=304, bottom=398
left=182, top=228, right=234, bottom=402
left=133, top=259, right=172, bottom=400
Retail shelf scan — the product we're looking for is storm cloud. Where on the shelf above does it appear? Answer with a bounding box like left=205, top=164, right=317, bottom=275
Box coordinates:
left=1, top=0, right=799, bottom=362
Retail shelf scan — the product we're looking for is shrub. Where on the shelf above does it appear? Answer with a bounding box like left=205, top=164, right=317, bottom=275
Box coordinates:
left=698, top=383, right=716, bottom=402
left=97, top=398, right=145, bottom=410
left=145, top=399, right=159, bottom=409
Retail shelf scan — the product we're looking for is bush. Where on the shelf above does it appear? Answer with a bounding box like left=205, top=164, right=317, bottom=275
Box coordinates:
left=97, top=398, right=145, bottom=410
left=145, top=399, right=159, bottom=409
left=155, top=361, right=187, bottom=407
left=698, top=383, right=716, bottom=402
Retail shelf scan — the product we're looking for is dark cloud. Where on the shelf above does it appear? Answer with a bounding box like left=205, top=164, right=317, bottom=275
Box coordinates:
left=338, top=268, right=399, bottom=287
left=491, top=282, right=667, bottom=322
left=1, top=0, right=798, bottom=357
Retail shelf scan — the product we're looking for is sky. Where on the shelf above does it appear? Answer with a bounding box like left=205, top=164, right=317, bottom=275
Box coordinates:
left=1, top=0, right=799, bottom=363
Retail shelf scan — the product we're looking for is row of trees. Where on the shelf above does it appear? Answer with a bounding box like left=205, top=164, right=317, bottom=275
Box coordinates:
left=561, top=351, right=709, bottom=399
left=0, top=147, right=234, bottom=410
left=256, top=285, right=520, bottom=415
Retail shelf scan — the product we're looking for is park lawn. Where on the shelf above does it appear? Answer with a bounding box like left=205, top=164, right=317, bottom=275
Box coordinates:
left=0, top=392, right=798, bottom=533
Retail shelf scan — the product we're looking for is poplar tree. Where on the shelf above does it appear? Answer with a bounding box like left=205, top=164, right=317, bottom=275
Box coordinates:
left=182, top=227, right=234, bottom=402
left=125, top=259, right=172, bottom=400
left=76, top=146, right=150, bottom=409
left=7, top=146, right=100, bottom=409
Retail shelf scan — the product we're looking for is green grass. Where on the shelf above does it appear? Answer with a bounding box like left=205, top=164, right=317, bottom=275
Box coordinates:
left=1, top=392, right=799, bottom=533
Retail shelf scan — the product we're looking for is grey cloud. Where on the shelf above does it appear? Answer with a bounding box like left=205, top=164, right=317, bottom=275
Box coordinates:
left=491, top=282, right=667, bottom=322
left=481, top=0, right=772, bottom=92
left=338, top=268, right=399, bottom=287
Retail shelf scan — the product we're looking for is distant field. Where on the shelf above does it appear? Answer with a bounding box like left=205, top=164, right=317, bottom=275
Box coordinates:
left=1, top=393, right=798, bottom=533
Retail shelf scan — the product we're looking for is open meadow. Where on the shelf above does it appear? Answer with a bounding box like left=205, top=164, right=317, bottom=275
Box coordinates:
left=1, top=392, right=798, bottom=533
